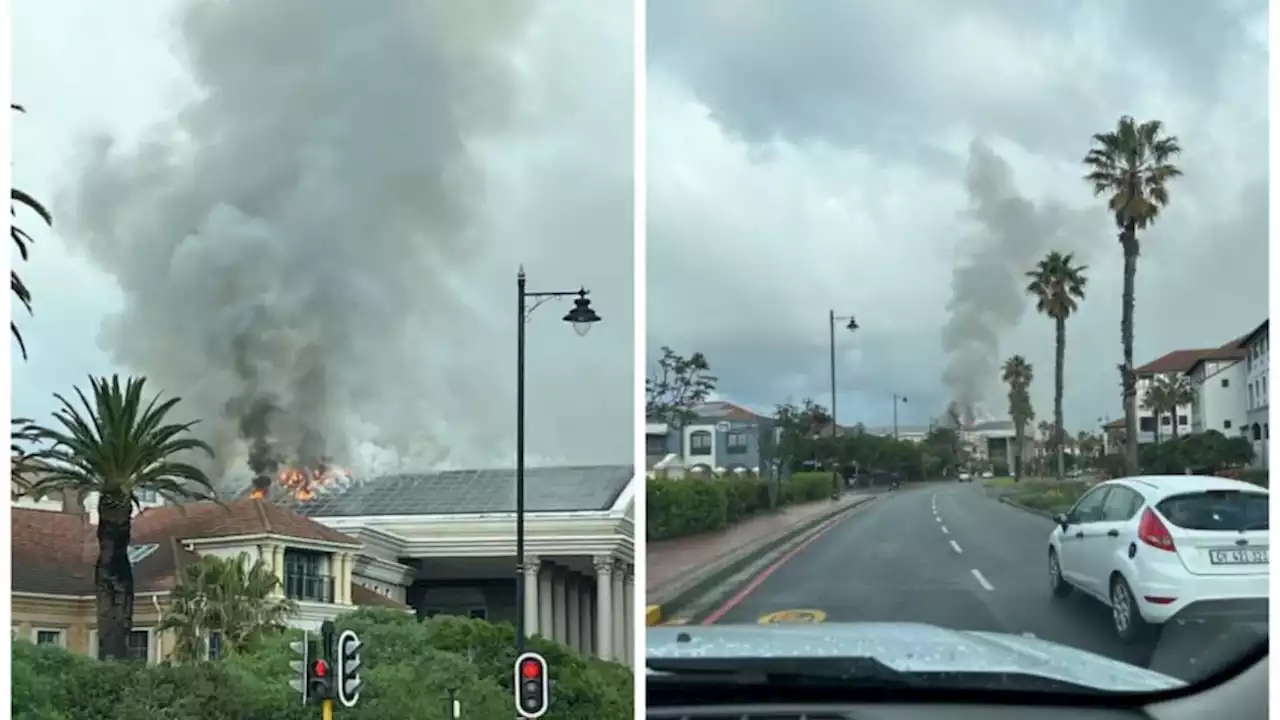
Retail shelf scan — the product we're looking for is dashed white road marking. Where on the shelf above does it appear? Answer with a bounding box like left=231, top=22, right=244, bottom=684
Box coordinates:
left=971, top=568, right=994, bottom=591
left=940, top=525, right=949, bottom=534
left=949, top=540, right=963, bottom=554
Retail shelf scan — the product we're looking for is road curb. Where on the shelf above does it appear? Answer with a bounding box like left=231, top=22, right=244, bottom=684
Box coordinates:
left=998, top=495, right=1057, bottom=519
left=647, top=494, right=877, bottom=626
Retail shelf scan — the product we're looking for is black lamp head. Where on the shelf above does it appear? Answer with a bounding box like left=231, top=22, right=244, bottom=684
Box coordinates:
left=846, top=317, right=859, bottom=331
left=562, top=290, right=601, bottom=336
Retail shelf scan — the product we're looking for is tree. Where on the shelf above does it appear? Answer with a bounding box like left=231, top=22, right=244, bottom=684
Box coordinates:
left=11, top=104, right=52, bottom=362
left=159, top=553, right=296, bottom=664
left=24, top=375, right=218, bottom=660
left=1083, top=116, right=1183, bottom=475
left=1163, top=374, right=1194, bottom=439
left=774, top=398, right=832, bottom=471
left=1026, top=251, right=1088, bottom=481
left=1002, top=355, right=1034, bottom=482
left=645, top=347, right=717, bottom=427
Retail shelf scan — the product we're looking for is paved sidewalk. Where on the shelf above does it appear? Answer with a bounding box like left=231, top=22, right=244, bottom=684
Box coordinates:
left=648, top=492, right=871, bottom=601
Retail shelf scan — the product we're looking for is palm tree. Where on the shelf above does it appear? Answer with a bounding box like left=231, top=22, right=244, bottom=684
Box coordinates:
left=24, top=375, right=218, bottom=660
left=1002, top=355, right=1034, bottom=482
left=1141, top=381, right=1168, bottom=445
left=1083, top=116, right=1183, bottom=474
left=11, top=104, right=52, bottom=361
left=159, top=553, right=296, bottom=664
left=1026, top=251, right=1089, bottom=482
left=1164, top=374, right=1194, bottom=439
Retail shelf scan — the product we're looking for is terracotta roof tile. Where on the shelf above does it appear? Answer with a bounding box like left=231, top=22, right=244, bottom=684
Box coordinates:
left=350, top=583, right=409, bottom=609
left=13, top=498, right=359, bottom=597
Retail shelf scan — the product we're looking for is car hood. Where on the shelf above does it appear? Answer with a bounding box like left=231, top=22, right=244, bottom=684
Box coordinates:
left=647, top=622, right=1184, bottom=693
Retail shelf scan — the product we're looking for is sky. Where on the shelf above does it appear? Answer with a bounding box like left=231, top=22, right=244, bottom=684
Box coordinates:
left=11, top=0, right=634, bottom=487
left=646, top=0, right=1269, bottom=434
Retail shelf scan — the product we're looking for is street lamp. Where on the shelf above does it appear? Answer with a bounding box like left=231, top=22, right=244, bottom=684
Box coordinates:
left=516, top=267, right=600, bottom=654
left=893, top=394, right=908, bottom=440
left=828, top=310, right=858, bottom=495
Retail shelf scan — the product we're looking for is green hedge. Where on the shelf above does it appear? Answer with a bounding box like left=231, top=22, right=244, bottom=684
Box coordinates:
left=12, top=608, right=632, bottom=720
left=647, top=472, right=834, bottom=541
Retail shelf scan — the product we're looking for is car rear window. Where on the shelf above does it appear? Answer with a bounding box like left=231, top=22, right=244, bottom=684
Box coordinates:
left=1155, top=490, right=1269, bottom=531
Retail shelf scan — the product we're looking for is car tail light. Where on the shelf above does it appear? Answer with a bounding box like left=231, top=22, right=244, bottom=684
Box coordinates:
left=1138, top=508, right=1176, bottom=551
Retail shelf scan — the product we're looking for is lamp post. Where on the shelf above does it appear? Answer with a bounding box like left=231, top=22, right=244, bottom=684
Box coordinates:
left=893, top=394, right=908, bottom=440
left=827, top=310, right=858, bottom=495
left=516, top=267, right=600, bottom=654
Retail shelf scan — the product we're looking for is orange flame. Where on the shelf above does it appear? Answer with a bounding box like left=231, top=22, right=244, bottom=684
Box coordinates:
left=249, top=488, right=267, bottom=499
left=277, top=464, right=351, bottom=501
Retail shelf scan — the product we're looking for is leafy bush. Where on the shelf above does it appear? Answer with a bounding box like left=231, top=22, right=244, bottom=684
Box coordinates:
left=12, top=609, right=632, bottom=720
left=647, top=472, right=833, bottom=541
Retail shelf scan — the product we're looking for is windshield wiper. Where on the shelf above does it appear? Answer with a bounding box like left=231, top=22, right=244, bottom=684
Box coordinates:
left=646, top=656, right=926, bottom=688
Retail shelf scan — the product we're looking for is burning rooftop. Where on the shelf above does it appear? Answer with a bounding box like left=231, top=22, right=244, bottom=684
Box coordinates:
left=247, top=463, right=353, bottom=502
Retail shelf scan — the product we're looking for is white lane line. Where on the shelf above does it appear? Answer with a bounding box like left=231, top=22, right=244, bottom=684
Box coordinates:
left=934, top=514, right=941, bottom=522
left=949, top=540, right=963, bottom=554
left=940, top=525, right=949, bottom=534
left=971, top=568, right=994, bottom=591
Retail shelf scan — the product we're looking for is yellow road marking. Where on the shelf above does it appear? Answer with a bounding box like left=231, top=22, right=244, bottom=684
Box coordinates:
left=757, top=609, right=828, bottom=625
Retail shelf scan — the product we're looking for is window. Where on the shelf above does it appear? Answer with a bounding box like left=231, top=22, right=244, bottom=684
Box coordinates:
left=35, top=629, right=65, bottom=647
left=645, top=434, right=668, bottom=456
left=284, top=549, right=333, bottom=602
left=1160, top=415, right=1170, bottom=426
left=467, top=608, right=487, bottom=620
left=1101, top=487, right=1142, bottom=522
left=127, top=544, right=159, bottom=564
left=1221, top=378, right=1230, bottom=388
left=726, top=431, right=749, bottom=454
left=1178, top=415, right=1187, bottom=426
left=1139, top=416, right=1155, bottom=432
left=1067, top=487, right=1110, bottom=524
left=136, top=488, right=157, bottom=503
left=207, top=631, right=223, bottom=661
left=126, top=630, right=151, bottom=662
left=1157, top=490, right=1268, bottom=532
left=689, top=430, right=712, bottom=456
left=1224, top=419, right=1233, bottom=430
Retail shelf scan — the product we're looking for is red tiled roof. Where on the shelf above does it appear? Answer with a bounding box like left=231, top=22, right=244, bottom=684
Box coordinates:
left=351, top=583, right=409, bottom=609
left=13, top=498, right=360, bottom=596
left=1136, top=335, right=1249, bottom=376
left=693, top=401, right=764, bottom=422
left=1103, top=419, right=1125, bottom=430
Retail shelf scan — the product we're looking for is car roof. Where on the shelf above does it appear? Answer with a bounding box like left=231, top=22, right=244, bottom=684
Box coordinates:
left=1105, top=475, right=1268, bottom=500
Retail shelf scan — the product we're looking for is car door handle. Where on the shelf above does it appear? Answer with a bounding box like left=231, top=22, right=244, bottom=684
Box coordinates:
left=1106, top=529, right=1119, bottom=538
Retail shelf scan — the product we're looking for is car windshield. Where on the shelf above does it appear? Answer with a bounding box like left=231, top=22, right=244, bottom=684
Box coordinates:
left=1157, top=491, right=1270, bottom=531
left=645, top=0, right=1268, bottom=701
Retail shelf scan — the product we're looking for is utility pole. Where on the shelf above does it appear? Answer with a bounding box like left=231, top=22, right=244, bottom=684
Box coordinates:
left=827, top=310, right=857, bottom=497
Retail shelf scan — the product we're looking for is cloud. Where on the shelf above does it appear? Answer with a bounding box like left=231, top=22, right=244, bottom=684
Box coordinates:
left=646, top=0, right=1268, bottom=433
left=13, top=0, right=633, bottom=487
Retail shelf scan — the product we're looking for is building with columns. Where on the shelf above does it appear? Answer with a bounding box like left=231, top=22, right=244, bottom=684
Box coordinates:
left=288, top=464, right=637, bottom=664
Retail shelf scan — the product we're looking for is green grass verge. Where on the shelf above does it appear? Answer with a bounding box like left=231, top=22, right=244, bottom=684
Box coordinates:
left=1007, top=479, right=1092, bottom=515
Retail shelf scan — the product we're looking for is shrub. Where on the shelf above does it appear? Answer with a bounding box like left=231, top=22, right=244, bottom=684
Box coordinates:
left=12, top=609, right=632, bottom=720
left=647, top=472, right=833, bottom=541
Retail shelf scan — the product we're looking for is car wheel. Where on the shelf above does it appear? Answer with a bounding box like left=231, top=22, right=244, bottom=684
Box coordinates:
left=1048, top=549, right=1071, bottom=597
left=1110, top=574, right=1148, bottom=644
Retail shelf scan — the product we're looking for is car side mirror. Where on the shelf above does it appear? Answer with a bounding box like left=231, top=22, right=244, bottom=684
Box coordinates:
left=1053, top=513, right=1069, bottom=530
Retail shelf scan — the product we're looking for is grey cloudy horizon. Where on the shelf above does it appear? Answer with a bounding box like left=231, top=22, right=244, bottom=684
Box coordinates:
left=646, top=0, right=1268, bottom=434
left=12, top=0, right=633, bottom=488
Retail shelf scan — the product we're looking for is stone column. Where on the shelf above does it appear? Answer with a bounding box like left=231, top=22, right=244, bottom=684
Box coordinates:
left=538, top=563, right=554, bottom=639
left=612, top=562, right=625, bottom=663
left=593, top=556, right=613, bottom=660
left=623, top=565, right=635, bottom=664
left=521, top=555, right=541, bottom=638
left=552, top=570, right=567, bottom=643
left=579, top=583, right=594, bottom=654
left=274, top=545, right=286, bottom=596
left=566, top=574, right=581, bottom=651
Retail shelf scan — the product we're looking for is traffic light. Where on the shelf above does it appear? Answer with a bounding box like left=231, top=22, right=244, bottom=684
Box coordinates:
left=514, top=651, right=549, bottom=718
left=336, top=629, right=363, bottom=707
left=308, top=658, right=333, bottom=701
left=289, top=632, right=311, bottom=704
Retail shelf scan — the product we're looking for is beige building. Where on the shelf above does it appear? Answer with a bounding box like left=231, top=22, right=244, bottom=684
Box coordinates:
left=12, top=494, right=404, bottom=662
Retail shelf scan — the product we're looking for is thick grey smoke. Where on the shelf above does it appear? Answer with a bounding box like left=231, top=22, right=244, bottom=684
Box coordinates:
left=941, top=140, right=1087, bottom=422
left=59, top=0, right=539, bottom=490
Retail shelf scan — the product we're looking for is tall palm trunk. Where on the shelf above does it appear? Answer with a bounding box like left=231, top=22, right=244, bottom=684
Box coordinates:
left=1170, top=408, right=1180, bottom=439
left=95, top=493, right=135, bottom=660
left=1120, top=223, right=1140, bottom=474
left=1013, top=422, right=1023, bottom=482
left=1054, top=316, right=1066, bottom=481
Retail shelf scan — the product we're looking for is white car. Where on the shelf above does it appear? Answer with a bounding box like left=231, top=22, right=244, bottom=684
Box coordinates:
left=1047, top=475, right=1268, bottom=643
left=958, top=471, right=971, bottom=482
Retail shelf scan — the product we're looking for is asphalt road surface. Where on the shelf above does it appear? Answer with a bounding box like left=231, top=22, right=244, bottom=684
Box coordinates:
left=699, top=481, right=1267, bottom=683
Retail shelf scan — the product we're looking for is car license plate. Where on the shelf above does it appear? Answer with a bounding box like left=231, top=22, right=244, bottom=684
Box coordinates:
left=1208, top=548, right=1268, bottom=565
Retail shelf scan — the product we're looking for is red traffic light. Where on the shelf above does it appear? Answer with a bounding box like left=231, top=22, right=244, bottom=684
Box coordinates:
left=312, top=659, right=329, bottom=678
left=520, top=658, right=542, bottom=679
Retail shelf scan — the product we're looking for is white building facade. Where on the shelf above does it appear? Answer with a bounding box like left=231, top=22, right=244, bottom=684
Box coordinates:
left=1188, top=356, right=1248, bottom=436
left=1242, top=320, right=1269, bottom=467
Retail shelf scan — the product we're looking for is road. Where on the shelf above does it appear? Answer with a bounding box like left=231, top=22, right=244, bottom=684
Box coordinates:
left=697, top=481, right=1265, bottom=682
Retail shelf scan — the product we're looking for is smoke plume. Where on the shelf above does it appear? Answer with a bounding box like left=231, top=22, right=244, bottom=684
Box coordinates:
left=940, top=140, right=1087, bottom=422
left=60, top=0, right=537, bottom=491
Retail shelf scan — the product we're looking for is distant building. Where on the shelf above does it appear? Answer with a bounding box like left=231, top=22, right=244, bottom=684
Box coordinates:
left=645, top=401, right=776, bottom=474
left=1135, top=337, right=1250, bottom=445
left=1239, top=319, right=1269, bottom=467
